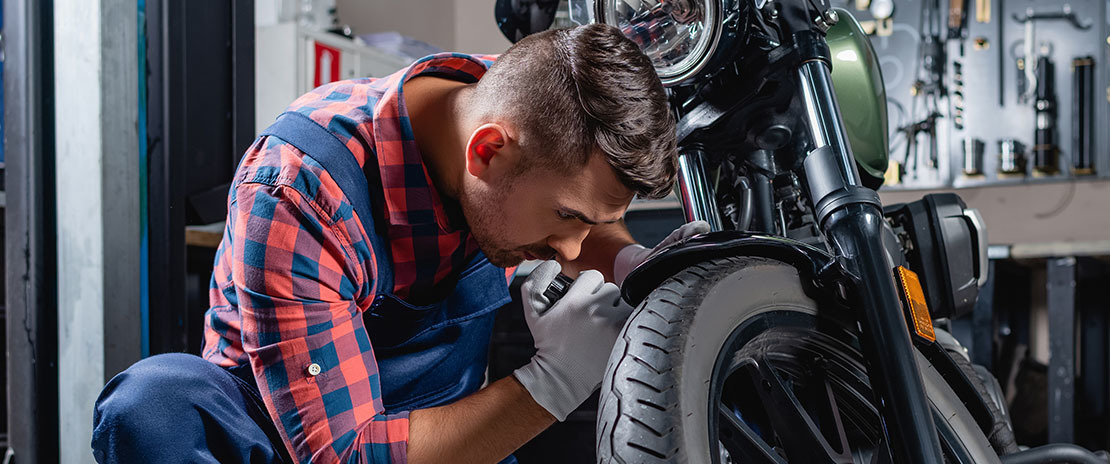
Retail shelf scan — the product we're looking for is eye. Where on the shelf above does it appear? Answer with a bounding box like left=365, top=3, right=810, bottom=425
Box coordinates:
left=556, top=210, right=574, bottom=220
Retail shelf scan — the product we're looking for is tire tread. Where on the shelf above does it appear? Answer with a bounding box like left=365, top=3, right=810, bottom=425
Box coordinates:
left=597, top=257, right=749, bottom=462
left=596, top=255, right=998, bottom=463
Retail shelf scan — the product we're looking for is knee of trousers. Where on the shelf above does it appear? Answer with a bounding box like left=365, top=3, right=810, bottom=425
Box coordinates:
left=92, top=353, right=243, bottom=450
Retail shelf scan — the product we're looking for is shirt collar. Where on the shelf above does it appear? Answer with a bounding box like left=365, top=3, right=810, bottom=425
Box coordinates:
left=370, top=53, right=492, bottom=231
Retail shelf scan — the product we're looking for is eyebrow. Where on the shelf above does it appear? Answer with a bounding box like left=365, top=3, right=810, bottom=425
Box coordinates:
left=561, top=207, right=622, bottom=225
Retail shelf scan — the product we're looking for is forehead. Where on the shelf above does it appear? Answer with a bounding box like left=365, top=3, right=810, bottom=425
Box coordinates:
left=532, top=154, right=634, bottom=210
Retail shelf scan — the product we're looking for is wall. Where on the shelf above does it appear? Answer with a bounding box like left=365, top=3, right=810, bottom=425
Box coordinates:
left=879, top=179, right=1110, bottom=245
left=336, top=0, right=510, bottom=53
left=453, top=0, right=512, bottom=54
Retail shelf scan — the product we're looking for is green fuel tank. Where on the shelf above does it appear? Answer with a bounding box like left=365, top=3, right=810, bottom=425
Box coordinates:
left=826, top=8, right=889, bottom=185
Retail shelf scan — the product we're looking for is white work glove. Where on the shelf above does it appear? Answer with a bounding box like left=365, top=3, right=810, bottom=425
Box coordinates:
left=613, top=220, right=711, bottom=285
left=513, top=261, right=635, bottom=421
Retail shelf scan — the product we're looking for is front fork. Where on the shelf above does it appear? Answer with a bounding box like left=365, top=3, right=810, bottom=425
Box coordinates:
left=796, top=34, right=944, bottom=463
left=676, top=147, right=725, bottom=231
left=672, top=31, right=945, bottom=464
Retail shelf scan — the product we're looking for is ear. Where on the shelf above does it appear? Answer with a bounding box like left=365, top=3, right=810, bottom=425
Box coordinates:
left=464, top=123, right=510, bottom=179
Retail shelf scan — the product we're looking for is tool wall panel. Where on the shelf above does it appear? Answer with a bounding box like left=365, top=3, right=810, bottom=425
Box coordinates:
left=843, top=0, right=1109, bottom=189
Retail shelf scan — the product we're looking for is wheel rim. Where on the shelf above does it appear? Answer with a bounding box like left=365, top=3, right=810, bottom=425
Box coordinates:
left=708, top=310, right=885, bottom=464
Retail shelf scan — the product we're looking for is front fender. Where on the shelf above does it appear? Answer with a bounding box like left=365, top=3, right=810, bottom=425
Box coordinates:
left=621, top=231, right=840, bottom=306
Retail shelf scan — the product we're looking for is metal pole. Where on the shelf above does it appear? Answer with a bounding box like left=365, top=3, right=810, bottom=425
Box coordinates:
left=747, top=149, right=777, bottom=234
left=1047, top=257, right=1076, bottom=444
left=823, top=205, right=945, bottom=464
left=4, top=0, right=59, bottom=461
left=797, top=53, right=943, bottom=463
left=971, top=260, right=996, bottom=369
left=797, top=60, right=861, bottom=193
left=145, top=0, right=188, bottom=356
left=676, top=148, right=723, bottom=230
left=54, top=0, right=141, bottom=460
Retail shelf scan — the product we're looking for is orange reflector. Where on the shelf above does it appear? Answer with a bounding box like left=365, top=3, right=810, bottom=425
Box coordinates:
left=896, top=266, right=936, bottom=342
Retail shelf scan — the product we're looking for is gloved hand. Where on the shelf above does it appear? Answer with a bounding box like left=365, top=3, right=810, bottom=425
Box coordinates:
left=513, top=261, right=635, bottom=421
left=612, top=220, right=710, bottom=285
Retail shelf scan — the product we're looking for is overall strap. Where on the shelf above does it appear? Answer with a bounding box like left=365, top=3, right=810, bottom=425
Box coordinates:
left=259, top=111, right=392, bottom=293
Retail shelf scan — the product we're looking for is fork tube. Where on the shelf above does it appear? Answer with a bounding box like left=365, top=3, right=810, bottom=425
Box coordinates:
left=748, top=149, right=777, bottom=234
left=795, top=33, right=944, bottom=464
left=797, top=59, right=861, bottom=190
left=676, top=148, right=723, bottom=230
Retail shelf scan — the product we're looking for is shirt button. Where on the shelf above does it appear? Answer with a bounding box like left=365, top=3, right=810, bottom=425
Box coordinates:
left=306, top=363, right=322, bottom=376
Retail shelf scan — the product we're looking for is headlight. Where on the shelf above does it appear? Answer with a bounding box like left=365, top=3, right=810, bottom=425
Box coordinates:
left=596, top=0, right=721, bottom=86
left=496, top=0, right=562, bottom=43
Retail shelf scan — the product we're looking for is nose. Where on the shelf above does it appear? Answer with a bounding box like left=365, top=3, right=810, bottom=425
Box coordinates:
left=547, top=227, right=591, bottom=262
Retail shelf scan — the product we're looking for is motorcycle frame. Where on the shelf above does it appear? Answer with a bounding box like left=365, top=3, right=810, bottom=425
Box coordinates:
left=487, top=5, right=1110, bottom=462
left=628, top=8, right=947, bottom=464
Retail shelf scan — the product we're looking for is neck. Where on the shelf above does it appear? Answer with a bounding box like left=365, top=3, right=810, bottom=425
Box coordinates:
left=404, top=76, right=471, bottom=200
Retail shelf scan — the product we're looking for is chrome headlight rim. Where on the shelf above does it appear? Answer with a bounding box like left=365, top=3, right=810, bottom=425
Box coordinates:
left=595, top=0, right=725, bottom=87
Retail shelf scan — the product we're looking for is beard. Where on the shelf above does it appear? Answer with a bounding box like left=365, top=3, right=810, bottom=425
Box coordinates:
left=459, top=178, right=555, bottom=268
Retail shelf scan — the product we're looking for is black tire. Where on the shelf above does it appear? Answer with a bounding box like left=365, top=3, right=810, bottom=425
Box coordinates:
left=596, top=256, right=999, bottom=463
left=946, top=348, right=1020, bottom=455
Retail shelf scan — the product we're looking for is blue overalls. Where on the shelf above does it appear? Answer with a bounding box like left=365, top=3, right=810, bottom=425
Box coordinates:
left=91, top=112, right=515, bottom=463
left=268, top=111, right=515, bottom=414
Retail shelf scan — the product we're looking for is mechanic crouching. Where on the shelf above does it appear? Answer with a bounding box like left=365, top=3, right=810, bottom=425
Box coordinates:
left=90, top=24, right=708, bottom=464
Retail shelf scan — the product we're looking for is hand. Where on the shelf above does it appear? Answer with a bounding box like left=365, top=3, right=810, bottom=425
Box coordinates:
left=612, top=220, right=710, bottom=285
left=512, top=261, right=635, bottom=421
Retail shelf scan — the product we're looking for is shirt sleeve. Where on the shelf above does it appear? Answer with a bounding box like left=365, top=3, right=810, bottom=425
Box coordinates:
left=230, top=173, right=409, bottom=463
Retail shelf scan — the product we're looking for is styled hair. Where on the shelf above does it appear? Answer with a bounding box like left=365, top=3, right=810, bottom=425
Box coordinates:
left=472, top=24, right=678, bottom=199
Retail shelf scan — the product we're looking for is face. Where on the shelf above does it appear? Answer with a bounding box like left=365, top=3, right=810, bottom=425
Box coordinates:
left=460, top=153, right=634, bottom=268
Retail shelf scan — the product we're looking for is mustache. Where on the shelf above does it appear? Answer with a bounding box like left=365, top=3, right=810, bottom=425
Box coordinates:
left=520, top=245, right=557, bottom=260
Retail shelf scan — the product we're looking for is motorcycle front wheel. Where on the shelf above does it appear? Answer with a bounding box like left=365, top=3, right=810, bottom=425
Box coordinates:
left=596, top=256, right=999, bottom=463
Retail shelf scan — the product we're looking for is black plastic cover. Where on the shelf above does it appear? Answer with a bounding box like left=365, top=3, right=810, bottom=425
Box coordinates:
left=620, top=231, right=838, bottom=306
left=883, top=194, right=980, bottom=319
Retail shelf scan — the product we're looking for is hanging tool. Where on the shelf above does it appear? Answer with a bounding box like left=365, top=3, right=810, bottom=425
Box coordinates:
left=997, top=0, right=1004, bottom=105
left=949, top=0, right=971, bottom=68
left=900, top=112, right=943, bottom=174
left=1018, top=15, right=1036, bottom=103
left=1032, top=54, right=1058, bottom=174
left=975, top=0, right=990, bottom=23
left=963, top=137, right=985, bottom=176
left=953, top=61, right=966, bottom=130
left=917, top=35, right=947, bottom=98
left=905, top=0, right=945, bottom=179
left=998, top=139, right=1026, bottom=175
left=1012, top=4, right=1093, bottom=103
left=1012, top=4, right=1092, bottom=29
left=948, top=0, right=969, bottom=39
left=1008, top=4, right=1092, bottom=176
left=1071, top=57, right=1095, bottom=175
left=870, top=0, right=894, bottom=36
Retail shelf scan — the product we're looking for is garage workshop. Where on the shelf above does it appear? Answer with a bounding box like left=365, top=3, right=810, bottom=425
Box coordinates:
left=3, top=0, right=1110, bottom=462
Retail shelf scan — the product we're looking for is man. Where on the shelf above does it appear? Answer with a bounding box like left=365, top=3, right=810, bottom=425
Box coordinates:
left=92, top=24, right=706, bottom=463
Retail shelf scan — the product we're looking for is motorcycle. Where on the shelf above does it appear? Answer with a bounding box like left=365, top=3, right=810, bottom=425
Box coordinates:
left=496, top=0, right=1109, bottom=462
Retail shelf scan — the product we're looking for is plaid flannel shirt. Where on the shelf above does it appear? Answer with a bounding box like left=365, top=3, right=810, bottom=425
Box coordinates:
left=202, top=53, right=498, bottom=463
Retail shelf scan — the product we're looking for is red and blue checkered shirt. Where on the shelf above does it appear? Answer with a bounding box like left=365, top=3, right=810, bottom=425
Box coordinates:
left=203, top=53, right=499, bottom=463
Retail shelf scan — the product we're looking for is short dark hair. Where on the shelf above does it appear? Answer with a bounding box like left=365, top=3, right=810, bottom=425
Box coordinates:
left=472, top=24, right=677, bottom=199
